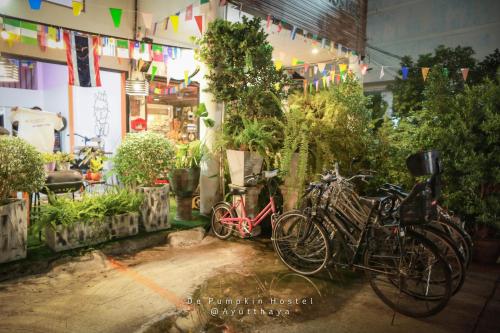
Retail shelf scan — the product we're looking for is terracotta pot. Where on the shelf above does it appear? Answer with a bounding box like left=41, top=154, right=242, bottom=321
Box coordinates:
left=473, top=239, right=500, bottom=264
left=91, top=172, right=102, bottom=181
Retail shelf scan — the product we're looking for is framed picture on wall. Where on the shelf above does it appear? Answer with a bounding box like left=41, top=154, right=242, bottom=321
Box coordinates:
left=45, top=0, right=85, bottom=10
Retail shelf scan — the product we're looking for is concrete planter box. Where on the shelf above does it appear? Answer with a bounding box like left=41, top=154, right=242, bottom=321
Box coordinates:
left=226, top=150, right=263, bottom=187
left=139, top=185, right=170, bottom=232
left=0, top=199, right=27, bottom=264
left=45, top=220, right=108, bottom=252
left=107, top=212, right=140, bottom=239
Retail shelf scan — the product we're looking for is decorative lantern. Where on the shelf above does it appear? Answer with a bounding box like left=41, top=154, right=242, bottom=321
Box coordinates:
left=125, top=71, right=149, bottom=96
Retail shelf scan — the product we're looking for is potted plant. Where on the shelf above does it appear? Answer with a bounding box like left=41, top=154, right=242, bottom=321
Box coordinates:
left=55, top=152, right=75, bottom=171
left=100, top=189, right=143, bottom=239
left=86, top=157, right=104, bottom=181
left=113, top=132, right=176, bottom=231
left=41, top=152, right=58, bottom=172
left=226, top=118, right=277, bottom=186
left=197, top=17, right=289, bottom=186
left=169, top=140, right=204, bottom=221
left=0, top=137, right=45, bottom=263
left=35, top=189, right=144, bottom=251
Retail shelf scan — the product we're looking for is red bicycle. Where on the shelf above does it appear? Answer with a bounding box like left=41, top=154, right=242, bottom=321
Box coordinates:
left=211, top=170, right=280, bottom=239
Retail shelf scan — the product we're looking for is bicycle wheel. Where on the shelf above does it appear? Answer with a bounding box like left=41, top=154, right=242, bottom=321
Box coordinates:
left=211, top=202, right=235, bottom=240
left=364, top=229, right=452, bottom=318
left=412, top=225, right=466, bottom=296
left=434, top=218, right=473, bottom=269
left=272, top=212, right=331, bottom=276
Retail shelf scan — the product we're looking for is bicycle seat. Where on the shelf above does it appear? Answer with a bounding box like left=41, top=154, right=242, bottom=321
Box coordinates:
left=359, top=196, right=390, bottom=207
left=229, top=185, right=247, bottom=196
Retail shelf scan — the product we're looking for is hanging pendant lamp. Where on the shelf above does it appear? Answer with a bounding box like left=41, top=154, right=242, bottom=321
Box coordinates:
left=0, top=53, right=19, bottom=83
left=125, top=71, right=149, bottom=96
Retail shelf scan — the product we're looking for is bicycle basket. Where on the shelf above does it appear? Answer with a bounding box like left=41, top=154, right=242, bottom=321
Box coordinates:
left=399, top=183, right=437, bottom=225
left=406, top=150, right=442, bottom=177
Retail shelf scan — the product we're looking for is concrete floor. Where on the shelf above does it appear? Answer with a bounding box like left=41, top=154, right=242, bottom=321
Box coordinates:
left=0, top=230, right=499, bottom=333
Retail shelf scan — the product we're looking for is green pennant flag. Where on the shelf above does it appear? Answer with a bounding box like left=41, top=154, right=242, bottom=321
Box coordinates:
left=200, top=0, right=209, bottom=4
left=150, top=65, right=158, bottom=81
left=109, top=8, right=123, bottom=28
left=20, top=21, right=38, bottom=45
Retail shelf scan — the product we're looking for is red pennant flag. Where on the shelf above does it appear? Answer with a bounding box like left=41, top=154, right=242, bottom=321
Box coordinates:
left=304, top=63, right=309, bottom=73
left=185, top=5, right=193, bottom=21
left=220, top=0, right=228, bottom=5
left=266, top=15, right=271, bottom=31
left=461, top=68, right=469, bottom=81
left=195, top=15, right=203, bottom=34
left=277, top=21, right=282, bottom=33
left=37, top=25, right=47, bottom=52
left=360, top=63, right=368, bottom=75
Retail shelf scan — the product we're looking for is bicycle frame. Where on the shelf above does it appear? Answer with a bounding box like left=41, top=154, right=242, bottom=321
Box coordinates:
left=220, top=194, right=277, bottom=237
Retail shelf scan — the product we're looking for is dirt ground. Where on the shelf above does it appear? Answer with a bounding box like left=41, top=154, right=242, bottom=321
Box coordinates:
left=0, top=230, right=499, bottom=333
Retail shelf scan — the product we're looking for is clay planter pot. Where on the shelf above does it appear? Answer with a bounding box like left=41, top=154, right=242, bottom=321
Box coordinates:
left=45, top=220, right=108, bottom=252
left=169, top=168, right=200, bottom=221
left=226, top=150, right=263, bottom=187
left=138, top=185, right=170, bottom=232
left=0, top=199, right=27, bottom=264
left=473, top=239, right=500, bottom=264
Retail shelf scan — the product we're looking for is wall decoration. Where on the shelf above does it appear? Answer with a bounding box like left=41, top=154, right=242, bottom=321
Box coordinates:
left=93, top=91, right=110, bottom=139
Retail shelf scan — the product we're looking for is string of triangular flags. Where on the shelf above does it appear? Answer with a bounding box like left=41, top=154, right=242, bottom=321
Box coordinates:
left=0, top=16, right=185, bottom=63
left=368, top=65, right=470, bottom=81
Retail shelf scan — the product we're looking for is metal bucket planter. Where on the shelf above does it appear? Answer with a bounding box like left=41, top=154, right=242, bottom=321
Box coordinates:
left=139, top=185, right=170, bottom=232
left=106, top=212, right=140, bottom=239
left=0, top=199, right=27, bottom=264
left=45, top=220, right=108, bottom=252
left=226, top=150, right=264, bottom=187
left=169, top=168, right=200, bottom=221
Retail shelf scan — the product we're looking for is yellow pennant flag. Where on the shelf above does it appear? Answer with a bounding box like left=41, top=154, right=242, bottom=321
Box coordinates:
left=422, top=67, right=430, bottom=81
left=184, top=70, right=189, bottom=86
left=322, top=76, right=327, bottom=89
left=274, top=60, right=283, bottom=70
left=292, top=57, right=299, bottom=66
left=339, top=63, right=348, bottom=74
left=72, top=1, right=83, bottom=16
left=170, top=15, right=179, bottom=32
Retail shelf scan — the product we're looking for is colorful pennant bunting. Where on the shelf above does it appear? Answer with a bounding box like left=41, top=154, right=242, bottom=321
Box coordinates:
left=401, top=66, right=409, bottom=80
left=461, top=68, right=469, bottom=81
left=28, top=0, right=42, bottom=10
left=109, top=8, right=123, bottom=28
left=150, top=65, right=158, bottom=81
left=170, top=15, right=179, bottom=32
left=421, top=67, right=429, bottom=81
left=142, top=13, right=153, bottom=30
left=195, top=15, right=203, bottom=34
left=186, top=5, right=193, bottom=21
left=72, top=1, right=83, bottom=16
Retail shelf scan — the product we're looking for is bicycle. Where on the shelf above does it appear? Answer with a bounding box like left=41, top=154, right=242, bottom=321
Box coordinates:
left=211, top=170, right=281, bottom=239
left=274, top=151, right=453, bottom=317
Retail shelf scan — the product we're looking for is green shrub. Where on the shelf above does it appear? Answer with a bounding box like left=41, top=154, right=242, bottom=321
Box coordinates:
left=0, top=137, right=45, bottom=203
left=113, top=132, right=176, bottom=187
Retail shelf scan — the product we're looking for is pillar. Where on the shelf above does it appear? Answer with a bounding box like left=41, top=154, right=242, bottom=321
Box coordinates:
left=199, top=3, right=225, bottom=216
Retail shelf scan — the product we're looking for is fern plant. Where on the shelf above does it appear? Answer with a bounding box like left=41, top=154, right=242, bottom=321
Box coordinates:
left=174, top=140, right=206, bottom=169
left=233, top=118, right=277, bottom=161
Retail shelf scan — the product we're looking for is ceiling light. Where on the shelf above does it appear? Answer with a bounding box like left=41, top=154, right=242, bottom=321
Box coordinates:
left=126, top=71, right=149, bottom=96
left=312, top=48, right=319, bottom=55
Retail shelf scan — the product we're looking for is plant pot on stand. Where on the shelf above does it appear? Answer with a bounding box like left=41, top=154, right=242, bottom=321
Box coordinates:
left=169, top=168, right=200, bottom=221
left=0, top=199, right=28, bottom=264
left=226, top=150, right=264, bottom=187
